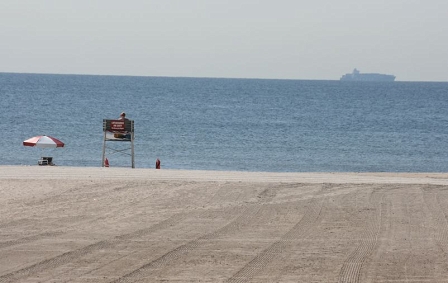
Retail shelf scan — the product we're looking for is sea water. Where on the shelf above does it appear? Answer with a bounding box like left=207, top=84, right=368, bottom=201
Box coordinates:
left=1, top=72, right=448, bottom=172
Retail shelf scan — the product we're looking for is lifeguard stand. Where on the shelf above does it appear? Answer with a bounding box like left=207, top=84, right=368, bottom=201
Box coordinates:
left=102, top=119, right=135, bottom=168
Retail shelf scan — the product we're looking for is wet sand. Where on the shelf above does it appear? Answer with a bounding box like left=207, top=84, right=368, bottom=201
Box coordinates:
left=1, top=166, right=448, bottom=282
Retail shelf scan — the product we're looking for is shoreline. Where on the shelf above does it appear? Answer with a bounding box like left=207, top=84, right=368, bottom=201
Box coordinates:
left=1, top=165, right=448, bottom=184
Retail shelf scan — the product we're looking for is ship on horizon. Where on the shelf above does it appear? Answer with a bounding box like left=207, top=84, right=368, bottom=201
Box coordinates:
left=340, top=68, right=396, bottom=81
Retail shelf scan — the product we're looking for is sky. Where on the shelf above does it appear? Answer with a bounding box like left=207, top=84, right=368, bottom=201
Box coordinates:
left=1, top=0, right=447, bottom=81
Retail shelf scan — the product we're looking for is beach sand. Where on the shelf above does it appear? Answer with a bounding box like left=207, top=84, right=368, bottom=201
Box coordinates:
left=2, top=166, right=448, bottom=282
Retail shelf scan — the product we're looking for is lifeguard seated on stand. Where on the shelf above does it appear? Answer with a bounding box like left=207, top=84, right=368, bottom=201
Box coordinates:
left=106, top=113, right=132, bottom=141
left=114, top=112, right=131, bottom=139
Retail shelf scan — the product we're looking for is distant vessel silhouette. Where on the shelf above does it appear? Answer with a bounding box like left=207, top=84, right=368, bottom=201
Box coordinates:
left=340, top=68, right=395, bottom=81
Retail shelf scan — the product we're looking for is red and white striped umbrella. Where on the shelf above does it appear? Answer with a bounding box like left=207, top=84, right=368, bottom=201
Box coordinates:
left=23, top=135, right=65, bottom=148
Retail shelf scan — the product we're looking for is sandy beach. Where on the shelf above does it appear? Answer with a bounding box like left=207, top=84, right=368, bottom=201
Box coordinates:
left=2, top=166, right=448, bottom=282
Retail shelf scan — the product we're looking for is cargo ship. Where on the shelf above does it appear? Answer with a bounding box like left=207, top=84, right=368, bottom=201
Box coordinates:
left=340, top=68, right=395, bottom=81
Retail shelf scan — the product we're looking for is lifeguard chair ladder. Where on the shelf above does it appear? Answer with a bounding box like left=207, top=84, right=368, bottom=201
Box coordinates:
left=101, top=119, right=135, bottom=168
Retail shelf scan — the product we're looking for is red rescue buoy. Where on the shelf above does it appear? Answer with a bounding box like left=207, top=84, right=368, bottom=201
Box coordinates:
left=104, top=158, right=110, bottom=167
left=155, top=159, right=161, bottom=169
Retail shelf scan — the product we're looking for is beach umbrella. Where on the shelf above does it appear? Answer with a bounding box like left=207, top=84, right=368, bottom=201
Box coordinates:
left=23, top=135, right=65, bottom=148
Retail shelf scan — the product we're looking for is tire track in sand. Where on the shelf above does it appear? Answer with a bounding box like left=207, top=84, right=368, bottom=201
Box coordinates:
left=0, top=182, right=193, bottom=252
left=422, top=185, right=448, bottom=253
left=110, top=188, right=279, bottom=283
left=225, top=186, right=326, bottom=283
left=0, top=211, right=193, bottom=283
left=0, top=231, right=64, bottom=250
left=0, top=183, right=263, bottom=282
left=337, top=189, right=384, bottom=283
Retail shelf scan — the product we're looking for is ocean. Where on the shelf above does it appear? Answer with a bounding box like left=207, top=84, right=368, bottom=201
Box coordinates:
left=1, top=72, right=447, bottom=172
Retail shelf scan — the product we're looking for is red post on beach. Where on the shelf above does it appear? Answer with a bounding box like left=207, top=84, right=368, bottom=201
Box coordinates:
left=156, top=159, right=161, bottom=169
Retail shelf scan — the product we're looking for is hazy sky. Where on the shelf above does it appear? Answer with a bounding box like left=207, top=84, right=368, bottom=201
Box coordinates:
left=1, top=0, right=447, bottom=81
